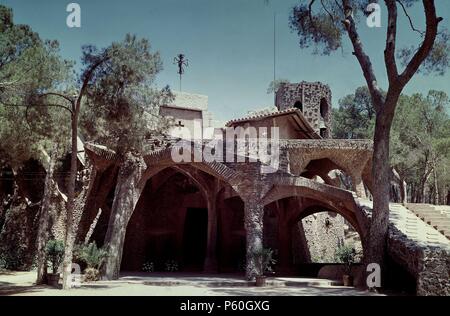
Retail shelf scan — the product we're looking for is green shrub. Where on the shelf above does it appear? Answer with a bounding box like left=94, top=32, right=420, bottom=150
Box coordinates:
left=0, top=253, right=7, bottom=271
left=165, top=259, right=178, bottom=272
left=252, top=248, right=277, bottom=275
left=75, top=242, right=107, bottom=269
left=142, top=261, right=154, bottom=272
left=334, top=244, right=358, bottom=274
left=46, top=240, right=65, bottom=274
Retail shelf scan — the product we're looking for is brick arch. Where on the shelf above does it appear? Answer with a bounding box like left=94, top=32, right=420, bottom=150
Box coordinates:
left=263, top=176, right=356, bottom=207
left=300, top=156, right=372, bottom=197
left=261, top=176, right=367, bottom=237
left=298, top=204, right=361, bottom=239
left=141, top=147, right=240, bottom=188
left=121, top=165, right=211, bottom=272
left=146, top=165, right=211, bottom=203
left=292, top=153, right=355, bottom=179
left=300, top=170, right=337, bottom=187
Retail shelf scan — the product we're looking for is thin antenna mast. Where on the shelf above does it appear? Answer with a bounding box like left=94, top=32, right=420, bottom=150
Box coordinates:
left=174, top=54, right=189, bottom=92
left=273, top=12, right=276, bottom=106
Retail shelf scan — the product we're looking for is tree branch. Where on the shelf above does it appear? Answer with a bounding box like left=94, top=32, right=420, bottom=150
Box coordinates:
left=384, top=0, right=399, bottom=84
left=39, top=92, right=74, bottom=104
left=399, top=0, right=441, bottom=87
left=1, top=102, right=74, bottom=115
left=75, top=55, right=110, bottom=114
left=341, top=0, right=384, bottom=111
left=396, top=0, right=425, bottom=36
left=321, top=0, right=335, bottom=22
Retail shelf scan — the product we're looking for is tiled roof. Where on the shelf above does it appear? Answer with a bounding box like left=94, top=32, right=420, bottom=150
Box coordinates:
left=225, top=108, right=299, bottom=126
left=225, top=108, right=321, bottom=139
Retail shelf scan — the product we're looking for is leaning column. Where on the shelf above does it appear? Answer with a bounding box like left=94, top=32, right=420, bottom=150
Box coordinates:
left=102, top=153, right=146, bottom=280
left=244, top=199, right=264, bottom=280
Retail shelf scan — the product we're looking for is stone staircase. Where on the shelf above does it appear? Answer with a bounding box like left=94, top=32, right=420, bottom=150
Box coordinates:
left=356, top=199, right=450, bottom=295
left=405, top=203, right=450, bottom=240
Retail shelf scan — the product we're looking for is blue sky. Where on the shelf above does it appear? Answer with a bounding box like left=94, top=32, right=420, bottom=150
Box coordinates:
left=2, top=0, right=450, bottom=121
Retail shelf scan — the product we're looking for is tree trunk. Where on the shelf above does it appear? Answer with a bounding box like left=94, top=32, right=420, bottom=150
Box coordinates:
left=433, top=163, right=439, bottom=205
left=419, top=161, right=432, bottom=203
left=102, top=153, right=146, bottom=280
left=62, top=115, right=78, bottom=290
left=399, top=177, right=407, bottom=205
left=365, top=113, right=392, bottom=284
left=36, top=147, right=57, bottom=284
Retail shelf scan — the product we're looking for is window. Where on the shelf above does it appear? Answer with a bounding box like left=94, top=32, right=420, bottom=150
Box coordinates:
left=294, top=101, right=303, bottom=112
left=320, top=98, right=329, bottom=118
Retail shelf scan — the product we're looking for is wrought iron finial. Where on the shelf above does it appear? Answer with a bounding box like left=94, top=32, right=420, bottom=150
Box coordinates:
left=173, top=54, right=189, bottom=91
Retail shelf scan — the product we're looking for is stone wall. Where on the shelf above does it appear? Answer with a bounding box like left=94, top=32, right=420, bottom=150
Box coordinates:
left=276, top=82, right=332, bottom=138
left=357, top=199, right=450, bottom=295
left=387, top=225, right=450, bottom=296
left=300, top=212, right=345, bottom=263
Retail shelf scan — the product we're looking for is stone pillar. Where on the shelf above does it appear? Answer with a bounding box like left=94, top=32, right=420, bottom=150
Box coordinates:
left=102, top=153, right=146, bottom=280
left=204, top=190, right=218, bottom=273
left=244, top=199, right=264, bottom=280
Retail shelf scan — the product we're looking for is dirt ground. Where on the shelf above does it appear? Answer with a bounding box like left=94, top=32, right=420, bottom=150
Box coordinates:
left=0, top=271, right=382, bottom=296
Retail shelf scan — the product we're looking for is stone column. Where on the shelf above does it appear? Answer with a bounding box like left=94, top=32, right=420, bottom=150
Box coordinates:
left=244, top=199, right=264, bottom=280
left=102, top=153, right=146, bottom=280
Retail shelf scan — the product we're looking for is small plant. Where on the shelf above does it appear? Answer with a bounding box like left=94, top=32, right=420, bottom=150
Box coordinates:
left=165, top=259, right=178, bottom=272
left=0, top=253, right=7, bottom=272
left=75, top=242, right=107, bottom=282
left=75, top=242, right=107, bottom=269
left=46, top=240, right=65, bottom=274
left=252, top=248, right=277, bottom=276
left=142, top=261, right=154, bottom=272
left=334, top=244, right=358, bottom=275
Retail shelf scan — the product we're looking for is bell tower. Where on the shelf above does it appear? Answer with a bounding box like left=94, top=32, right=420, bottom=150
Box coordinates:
left=275, top=81, right=332, bottom=138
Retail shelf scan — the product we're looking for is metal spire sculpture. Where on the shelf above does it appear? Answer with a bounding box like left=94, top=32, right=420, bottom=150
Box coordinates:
left=174, top=54, right=189, bottom=92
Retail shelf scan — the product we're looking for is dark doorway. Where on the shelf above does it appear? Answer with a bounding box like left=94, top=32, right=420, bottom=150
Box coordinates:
left=183, top=208, right=208, bottom=271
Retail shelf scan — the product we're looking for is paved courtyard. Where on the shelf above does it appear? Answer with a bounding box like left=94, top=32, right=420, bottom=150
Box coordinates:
left=0, top=271, right=383, bottom=296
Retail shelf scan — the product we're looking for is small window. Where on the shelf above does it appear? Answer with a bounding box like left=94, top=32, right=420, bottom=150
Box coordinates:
left=320, top=98, right=329, bottom=118
left=294, top=101, right=303, bottom=112
left=320, top=128, right=327, bottom=138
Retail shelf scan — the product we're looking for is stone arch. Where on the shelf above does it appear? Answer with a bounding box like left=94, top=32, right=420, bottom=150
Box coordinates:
left=302, top=157, right=370, bottom=197
left=300, top=170, right=336, bottom=187
left=297, top=206, right=364, bottom=264
left=260, top=194, right=364, bottom=274
left=263, top=194, right=364, bottom=275
left=121, top=165, right=212, bottom=272
left=141, top=147, right=240, bottom=188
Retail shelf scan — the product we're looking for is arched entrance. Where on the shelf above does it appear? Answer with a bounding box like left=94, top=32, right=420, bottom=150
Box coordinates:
left=121, top=168, right=209, bottom=272
left=262, top=195, right=364, bottom=276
